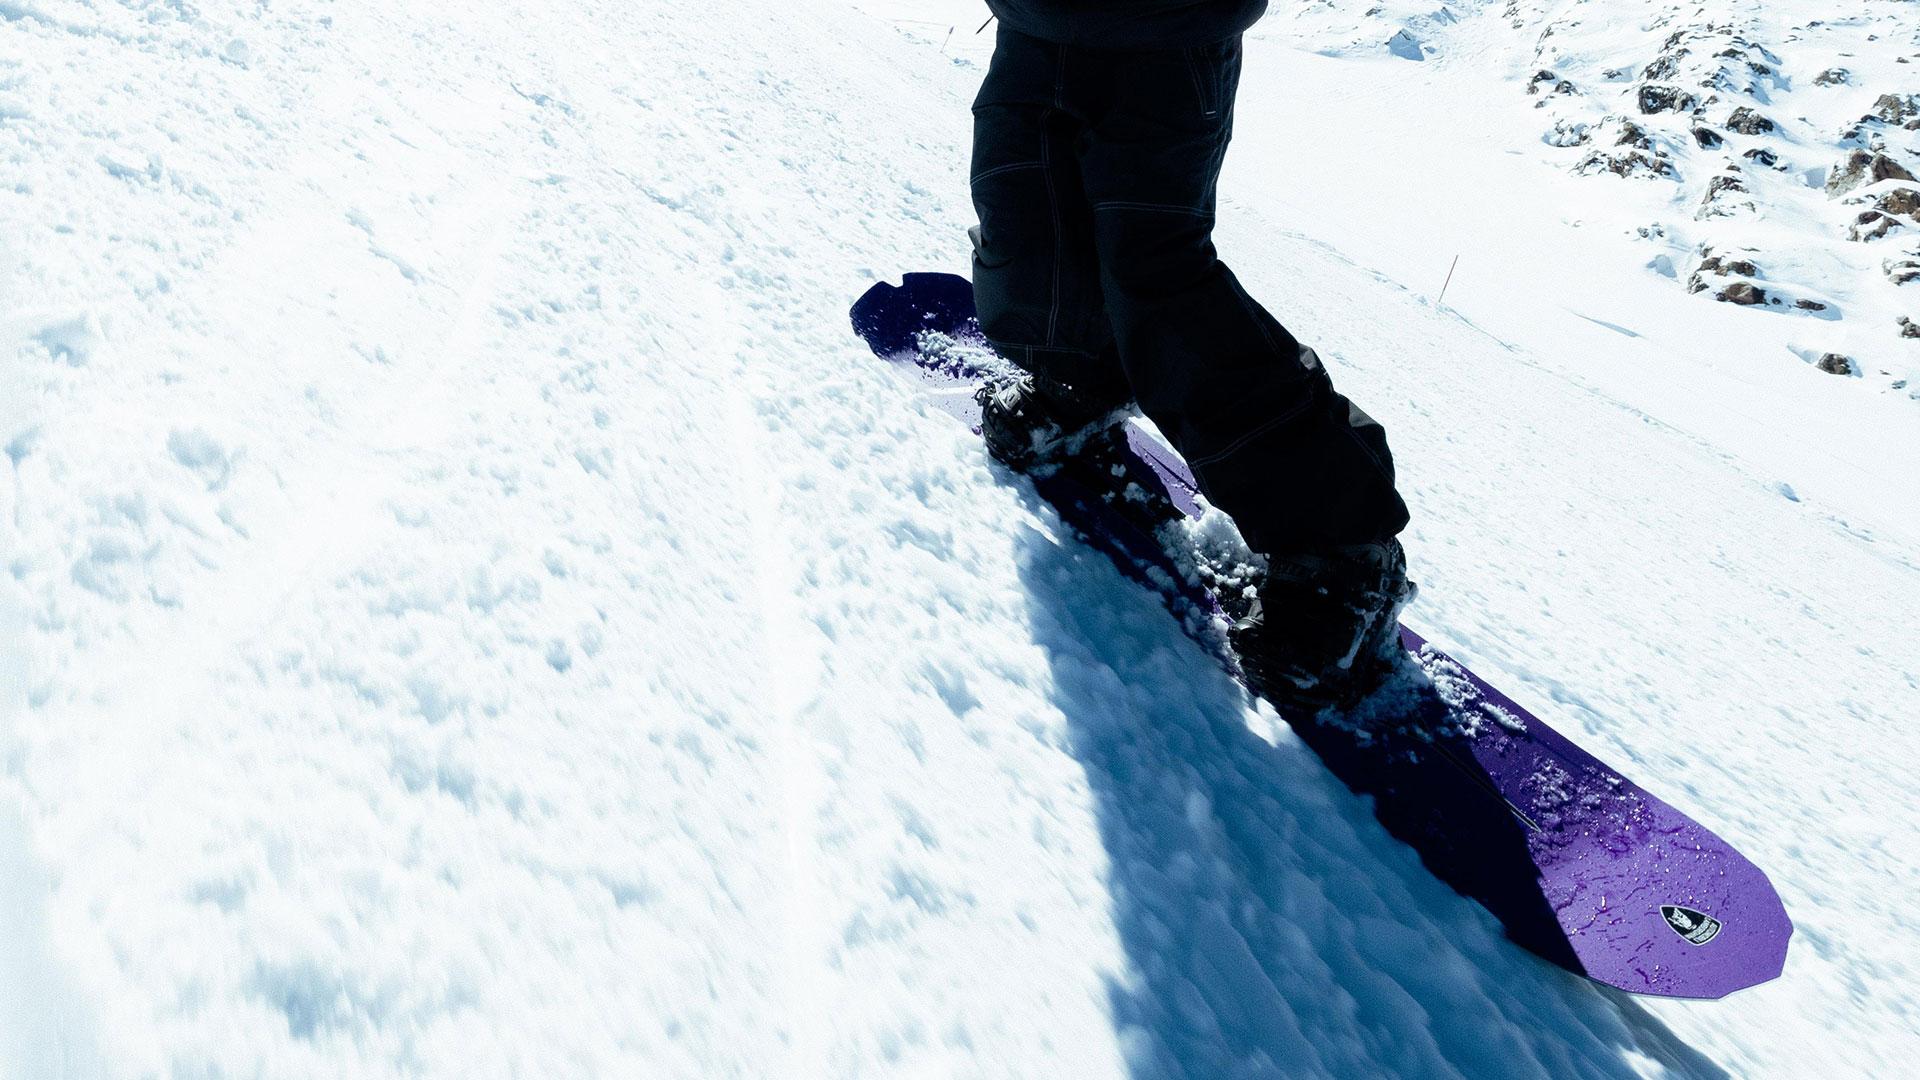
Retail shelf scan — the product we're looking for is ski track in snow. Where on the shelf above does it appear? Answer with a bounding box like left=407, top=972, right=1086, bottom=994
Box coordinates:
left=2, top=1, right=1917, bottom=1077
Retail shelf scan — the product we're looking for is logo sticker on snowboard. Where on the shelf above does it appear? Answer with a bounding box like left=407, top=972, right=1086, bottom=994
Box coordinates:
left=1661, top=905, right=1722, bottom=945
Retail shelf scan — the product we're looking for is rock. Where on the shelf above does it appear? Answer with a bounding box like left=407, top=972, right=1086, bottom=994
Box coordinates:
left=1578, top=148, right=1674, bottom=178
left=1870, top=94, right=1920, bottom=125
left=1616, top=119, right=1653, bottom=149
left=1527, top=70, right=1559, bottom=94
left=1847, top=189, right=1920, bottom=242
left=1696, top=252, right=1759, bottom=278
left=1886, top=255, right=1920, bottom=286
left=1697, top=170, right=1753, bottom=219
left=1837, top=120, right=1880, bottom=147
left=1637, top=84, right=1697, bottom=115
left=1545, top=119, right=1590, bottom=147
left=1688, top=251, right=1761, bottom=293
left=1641, top=54, right=1686, bottom=83
left=1578, top=148, right=1674, bottom=179
left=1706, top=171, right=1748, bottom=198
left=1693, top=127, right=1724, bottom=149
left=1796, top=299, right=1830, bottom=311
left=1901, top=316, right=1920, bottom=339
left=1878, top=187, right=1920, bottom=217
left=1850, top=212, right=1901, bottom=242
left=1816, top=353, right=1856, bottom=375
left=1827, top=150, right=1917, bottom=197
left=1532, top=78, right=1578, bottom=106
left=1574, top=119, right=1672, bottom=178
left=1718, top=282, right=1768, bottom=305
left=1743, top=146, right=1780, bottom=167
left=1386, top=30, right=1425, bottom=62
left=1726, top=107, right=1775, bottom=134
left=1813, top=67, right=1851, bottom=86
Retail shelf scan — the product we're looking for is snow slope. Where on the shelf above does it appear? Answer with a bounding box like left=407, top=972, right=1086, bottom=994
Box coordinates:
left=3, top=0, right=1918, bottom=1077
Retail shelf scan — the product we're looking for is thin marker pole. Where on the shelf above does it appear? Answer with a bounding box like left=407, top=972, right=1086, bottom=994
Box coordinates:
left=1436, top=254, right=1460, bottom=309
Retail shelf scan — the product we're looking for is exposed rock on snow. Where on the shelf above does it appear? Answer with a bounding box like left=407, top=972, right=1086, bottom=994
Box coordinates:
left=1845, top=184, right=1920, bottom=242
left=1692, top=250, right=1760, bottom=282
left=1817, top=352, right=1857, bottom=375
left=1869, top=93, right=1920, bottom=129
left=1688, top=249, right=1767, bottom=304
left=1636, top=84, right=1697, bottom=116
left=1726, top=106, right=1775, bottom=134
left=1828, top=149, right=1917, bottom=197
left=1510, top=0, right=1920, bottom=392
left=1697, top=168, right=1754, bottom=219
left=1574, top=117, right=1673, bottom=177
left=1544, top=118, right=1590, bottom=146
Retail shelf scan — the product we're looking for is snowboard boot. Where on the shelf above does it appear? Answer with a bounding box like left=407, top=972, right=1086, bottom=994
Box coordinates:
left=973, top=370, right=1130, bottom=475
left=1230, top=539, right=1417, bottom=713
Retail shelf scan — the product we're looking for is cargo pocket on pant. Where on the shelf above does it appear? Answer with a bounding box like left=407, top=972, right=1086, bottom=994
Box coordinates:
left=1182, top=47, right=1221, bottom=120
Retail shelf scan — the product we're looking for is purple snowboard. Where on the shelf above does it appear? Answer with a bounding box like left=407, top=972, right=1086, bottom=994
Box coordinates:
left=852, top=273, right=1790, bottom=999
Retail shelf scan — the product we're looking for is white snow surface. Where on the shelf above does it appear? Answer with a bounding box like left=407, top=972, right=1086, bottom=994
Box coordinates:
left=4, top=0, right=1919, bottom=1077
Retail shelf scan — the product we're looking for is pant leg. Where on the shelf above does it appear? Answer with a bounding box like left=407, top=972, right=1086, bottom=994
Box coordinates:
left=969, top=27, right=1131, bottom=411
left=1075, top=37, right=1410, bottom=555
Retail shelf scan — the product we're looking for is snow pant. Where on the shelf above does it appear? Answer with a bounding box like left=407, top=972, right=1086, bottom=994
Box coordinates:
left=968, top=25, right=1410, bottom=556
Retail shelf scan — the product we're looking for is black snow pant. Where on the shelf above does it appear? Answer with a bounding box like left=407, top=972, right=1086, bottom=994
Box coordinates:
left=969, top=26, right=1410, bottom=556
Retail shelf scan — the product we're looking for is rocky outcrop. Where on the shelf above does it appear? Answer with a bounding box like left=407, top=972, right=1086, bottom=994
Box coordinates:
left=1528, top=69, right=1578, bottom=102
left=1688, top=249, right=1767, bottom=304
left=1827, top=151, right=1916, bottom=198
left=1574, top=118, right=1674, bottom=177
left=1817, top=353, right=1856, bottom=375
left=1518, top=7, right=1917, bottom=392
left=1868, top=94, right=1920, bottom=130
left=1691, top=251, right=1759, bottom=284
left=1725, top=106, right=1774, bottom=134
left=1637, top=84, right=1697, bottom=115
left=1697, top=168, right=1753, bottom=219
left=1845, top=187, right=1920, bottom=242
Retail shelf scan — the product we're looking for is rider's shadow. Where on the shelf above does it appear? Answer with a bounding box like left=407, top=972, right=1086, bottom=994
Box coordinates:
left=1004, top=501, right=1728, bottom=1080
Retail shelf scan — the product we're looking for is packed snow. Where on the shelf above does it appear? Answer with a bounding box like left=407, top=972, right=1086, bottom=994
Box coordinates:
left=4, top=0, right=1919, bottom=1077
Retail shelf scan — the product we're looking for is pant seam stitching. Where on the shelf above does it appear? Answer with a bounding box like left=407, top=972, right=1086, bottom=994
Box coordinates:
left=969, top=160, right=1046, bottom=185
left=1092, top=200, right=1215, bottom=216
left=1185, top=397, right=1315, bottom=468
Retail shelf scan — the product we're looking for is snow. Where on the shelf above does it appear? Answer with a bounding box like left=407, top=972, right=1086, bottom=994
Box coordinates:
left=3, top=0, right=1918, bottom=1077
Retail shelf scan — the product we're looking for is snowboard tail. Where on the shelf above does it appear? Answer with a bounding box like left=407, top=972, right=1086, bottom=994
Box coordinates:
left=851, top=272, right=1792, bottom=999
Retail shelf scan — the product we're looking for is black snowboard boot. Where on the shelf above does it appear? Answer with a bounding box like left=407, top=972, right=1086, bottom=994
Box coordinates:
left=973, top=370, right=1130, bottom=474
left=1230, top=539, right=1417, bottom=713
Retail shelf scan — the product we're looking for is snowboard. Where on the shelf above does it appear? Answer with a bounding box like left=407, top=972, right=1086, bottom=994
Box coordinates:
left=851, top=272, right=1791, bottom=999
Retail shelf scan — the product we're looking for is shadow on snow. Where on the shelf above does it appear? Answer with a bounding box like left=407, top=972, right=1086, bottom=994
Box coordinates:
left=1002, top=482, right=1727, bottom=1080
